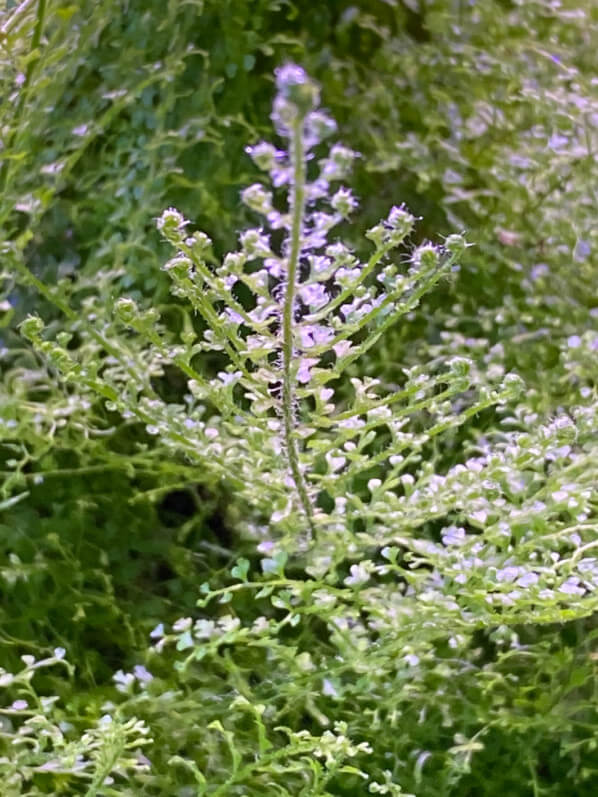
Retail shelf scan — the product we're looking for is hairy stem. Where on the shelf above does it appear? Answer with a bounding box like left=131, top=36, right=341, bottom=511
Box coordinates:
left=282, top=115, right=315, bottom=538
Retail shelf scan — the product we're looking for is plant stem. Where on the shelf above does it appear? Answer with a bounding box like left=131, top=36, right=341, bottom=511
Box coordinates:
left=84, top=748, right=121, bottom=797
left=282, top=115, right=315, bottom=538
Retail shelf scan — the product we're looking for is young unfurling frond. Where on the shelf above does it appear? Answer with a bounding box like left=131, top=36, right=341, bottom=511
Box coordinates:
left=148, top=66, right=501, bottom=549
left=21, top=66, right=521, bottom=557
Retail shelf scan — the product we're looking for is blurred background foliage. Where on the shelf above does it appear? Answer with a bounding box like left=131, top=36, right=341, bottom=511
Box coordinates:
left=1, top=0, right=597, bottom=794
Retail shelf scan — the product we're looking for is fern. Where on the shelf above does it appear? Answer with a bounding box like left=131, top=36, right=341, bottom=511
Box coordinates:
left=21, top=65, right=597, bottom=608
left=15, top=61, right=598, bottom=796
left=98, top=68, right=505, bottom=540
left=144, top=65, right=516, bottom=549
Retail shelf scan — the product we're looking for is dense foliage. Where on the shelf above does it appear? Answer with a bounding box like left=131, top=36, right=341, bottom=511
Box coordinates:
left=1, top=2, right=597, bottom=795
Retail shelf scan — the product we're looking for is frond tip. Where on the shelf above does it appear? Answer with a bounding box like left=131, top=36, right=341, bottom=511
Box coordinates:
left=152, top=65, right=478, bottom=545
